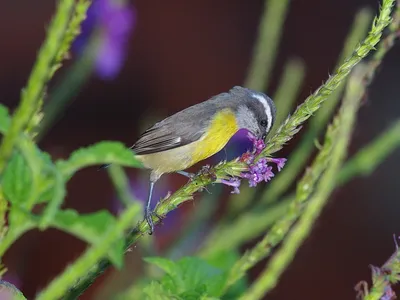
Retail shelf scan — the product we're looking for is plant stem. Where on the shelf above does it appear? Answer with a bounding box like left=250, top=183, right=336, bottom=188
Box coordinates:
left=239, top=62, right=366, bottom=300
left=37, top=33, right=99, bottom=141
left=0, top=215, right=34, bottom=259
left=271, top=58, right=306, bottom=135
left=244, top=0, right=291, bottom=91
left=0, top=0, right=76, bottom=175
left=339, top=121, right=400, bottom=184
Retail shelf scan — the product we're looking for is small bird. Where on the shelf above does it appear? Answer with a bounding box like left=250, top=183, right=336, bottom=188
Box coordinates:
left=103, top=86, right=276, bottom=234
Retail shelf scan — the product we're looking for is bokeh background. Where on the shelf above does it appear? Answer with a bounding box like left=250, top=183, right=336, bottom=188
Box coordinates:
left=1, top=0, right=400, bottom=299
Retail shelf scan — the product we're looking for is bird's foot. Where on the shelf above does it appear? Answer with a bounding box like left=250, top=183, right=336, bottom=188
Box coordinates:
left=144, top=208, right=164, bottom=235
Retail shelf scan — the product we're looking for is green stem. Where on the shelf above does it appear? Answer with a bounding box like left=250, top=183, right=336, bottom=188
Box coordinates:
left=0, top=217, right=33, bottom=259
left=239, top=63, right=365, bottom=300
left=37, top=34, right=99, bottom=141
left=244, top=0, right=291, bottom=91
left=107, top=165, right=142, bottom=209
left=0, top=0, right=76, bottom=175
left=271, top=58, right=306, bottom=135
left=339, top=120, right=400, bottom=184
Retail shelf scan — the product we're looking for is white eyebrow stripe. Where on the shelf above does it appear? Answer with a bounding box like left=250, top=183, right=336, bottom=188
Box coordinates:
left=252, top=93, right=273, bottom=132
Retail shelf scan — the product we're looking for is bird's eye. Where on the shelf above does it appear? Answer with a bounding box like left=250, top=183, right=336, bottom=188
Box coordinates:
left=260, top=120, right=268, bottom=127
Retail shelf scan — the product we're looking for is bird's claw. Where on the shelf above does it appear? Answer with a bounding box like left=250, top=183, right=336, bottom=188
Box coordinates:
left=144, top=209, right=164, bottom=235
left=145, top=208, right=154, bottom=235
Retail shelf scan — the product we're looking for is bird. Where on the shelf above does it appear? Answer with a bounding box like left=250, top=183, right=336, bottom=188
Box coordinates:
left=102, top=86, right=276, bottom=234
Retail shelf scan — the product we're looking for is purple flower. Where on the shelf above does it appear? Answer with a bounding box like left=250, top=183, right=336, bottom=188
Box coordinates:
left=218, top=177, right=241, bottom=194
left=73, top=0, right=136, bottom=80
left=247, top=132, right=265, bottom=155
left=267, top=157, right=287, bottom=172
left=219, top=133, right=286, bottom=193
left=381, top=285, right=396, bottom=300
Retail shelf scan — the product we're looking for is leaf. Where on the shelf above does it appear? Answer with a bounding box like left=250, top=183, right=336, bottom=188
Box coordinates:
left=145, top=256, right=227, bottom=297
left=2, top=140, right=55, bottom=208
left=178, top=257, right=226, bottom=297
left=2, top=152, right=31, bottom=205
left=206, top=250, right=248, bottom=298
left=142, top=281, right=182, bottom=300
left=0, top=104, right=10, bottom=133
left=56, top=141, right=143, bottom=178
left=51, top=209, right=124, bottom=268
left=144, top=257, right=179, bottom=277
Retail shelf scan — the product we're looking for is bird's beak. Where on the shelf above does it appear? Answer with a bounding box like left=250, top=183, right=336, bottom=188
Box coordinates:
left=261, top=133, right=267, bottom=140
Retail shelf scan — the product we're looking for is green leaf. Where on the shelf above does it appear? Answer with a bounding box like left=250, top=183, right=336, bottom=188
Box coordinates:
left=142, top=281, right=182, bottom=300
left=144, top=257, right=179, bottom=277
left=2, top=141, right=55, bottom=208
left=206, top=250, right=248, bottom=298
left=51, top=209, right=124, bottom=268
left=56, top=141, right=143, bottom=178
left=0, top=104, right=11, bottom=133
left=145, top=256, right=227, bottom=298
left=2, top=152, right=31, bottom=205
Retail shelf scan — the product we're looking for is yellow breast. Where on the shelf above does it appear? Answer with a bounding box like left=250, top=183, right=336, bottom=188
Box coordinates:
left=191, top=108, right=239, bottom=163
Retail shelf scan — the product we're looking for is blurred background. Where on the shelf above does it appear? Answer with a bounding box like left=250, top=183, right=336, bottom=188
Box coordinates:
left=1, top=0, right=400, bottom=299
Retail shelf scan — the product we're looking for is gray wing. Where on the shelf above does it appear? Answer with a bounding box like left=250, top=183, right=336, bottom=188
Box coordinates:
left=131, top=98, right=222, bottom=155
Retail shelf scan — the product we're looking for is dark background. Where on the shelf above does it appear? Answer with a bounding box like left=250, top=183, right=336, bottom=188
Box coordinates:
left=1, top=0, right=400, bottom=299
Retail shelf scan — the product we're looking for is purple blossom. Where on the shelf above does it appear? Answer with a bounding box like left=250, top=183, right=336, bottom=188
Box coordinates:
left=73, top=0, right=136, bottom=80
left=247, top=132, right=264, bottom=154
left=219, top=132, right=287, bottom=193
left=381, top=285, right=396, bottom=300
left=267, top=157, right=287, bottom=172
left=218, top=177, right=241, bottom=194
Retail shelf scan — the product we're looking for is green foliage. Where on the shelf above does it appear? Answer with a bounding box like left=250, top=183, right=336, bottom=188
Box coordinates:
left=143, top=256, right=228, bottom=299
left=2, top=148, right=52, bottom=205
left=2, top=153, right=32, bottom=205
left=56, top=141, right=143, bottom=179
